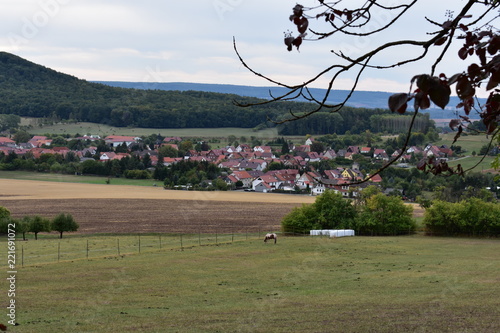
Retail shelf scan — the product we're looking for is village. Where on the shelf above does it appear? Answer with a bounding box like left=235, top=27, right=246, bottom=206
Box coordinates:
left=0, top=133, right=458, bottom=198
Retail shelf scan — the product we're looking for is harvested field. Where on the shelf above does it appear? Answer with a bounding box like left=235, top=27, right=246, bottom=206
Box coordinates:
left=0, top=179, right=314, bottom=234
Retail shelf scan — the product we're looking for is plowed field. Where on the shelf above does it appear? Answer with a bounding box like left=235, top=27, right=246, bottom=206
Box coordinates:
left=0, top=179, right=314, bottom=234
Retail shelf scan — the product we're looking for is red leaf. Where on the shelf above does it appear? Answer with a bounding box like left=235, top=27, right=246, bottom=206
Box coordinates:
left=449, top=119, right=460, bottom=130
left=388, top=93, right=409, bottom=113
left=416, top=159, right=427, bottom=171
left=414, top=91, right=430, bottom=111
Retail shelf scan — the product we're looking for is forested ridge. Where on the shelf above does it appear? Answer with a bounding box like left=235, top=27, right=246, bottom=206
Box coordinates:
left=0, top=52, right=434, bottom=135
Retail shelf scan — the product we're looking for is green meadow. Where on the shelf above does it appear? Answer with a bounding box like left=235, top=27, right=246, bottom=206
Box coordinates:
left=2, top=235, right=499, bottom=332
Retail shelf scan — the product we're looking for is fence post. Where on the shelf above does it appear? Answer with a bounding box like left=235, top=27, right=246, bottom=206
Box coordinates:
left=117, top=238, right=120, bottom=256
left=86, top=239, right=89, bottom=260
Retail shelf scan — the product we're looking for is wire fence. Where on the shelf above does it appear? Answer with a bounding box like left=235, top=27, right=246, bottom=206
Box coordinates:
left=1, top=228, right=282, bottom=267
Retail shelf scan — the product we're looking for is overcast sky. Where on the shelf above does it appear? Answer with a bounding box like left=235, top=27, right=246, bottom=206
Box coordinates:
left=0, top=1, right=493, bottom=95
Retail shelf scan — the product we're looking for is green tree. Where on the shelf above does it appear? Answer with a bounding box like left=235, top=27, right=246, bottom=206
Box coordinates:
left=281, top=190, right=357, bottom=233
left=0, top=206, right=10, bottom=219
left=17, top=217, right=31, bottom=240
left=28, top=215, right=51, bottom=240
left=356, top=194, right=415, bottom=235
left=51, top=213, right=79, bottom=239
left=13, top=130, right=31, bottom=144
left=158, top=145, right=179, bottom=158
left=214, top=178, right=229, bottom=191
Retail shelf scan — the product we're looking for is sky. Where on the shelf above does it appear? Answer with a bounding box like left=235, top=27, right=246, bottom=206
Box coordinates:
left=0, top=1, right=494, bottom=96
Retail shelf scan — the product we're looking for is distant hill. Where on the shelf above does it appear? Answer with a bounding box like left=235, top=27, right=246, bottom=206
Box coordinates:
left=0, top=51, right=473, bottom=135
left=0, top=51, right=299, bottom=129
left=95, top=81, right=482, bottom=120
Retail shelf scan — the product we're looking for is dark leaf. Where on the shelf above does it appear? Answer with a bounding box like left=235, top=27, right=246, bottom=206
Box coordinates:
left=458, top=47, right=469, bottom=60
left=414, top=74, right=432, bottom=93
left=388, top=93, right=409, bottom=113
left=428, top=78, right=451, bottom=109
left=292, top=4, right=303, bottom=17
left=476, top=47, right=487, bottom=66
left=456, top=76, right=476, bottom=99
left=434, top=37, right=447, bottom=46
left=448, top=73, right=462, bottom=85
left=486, top=69, right=500, bottom=91
left=292, top=36, right=302, bottom=50
left=487, top=36, right=500, bottom=55
left=452, top=126, right=463, bottom=145
left=467, top=63, right=482, bottom=78
left=297, top=17, right=309, bottom=34
left=284, top=36, right=294, bottom=52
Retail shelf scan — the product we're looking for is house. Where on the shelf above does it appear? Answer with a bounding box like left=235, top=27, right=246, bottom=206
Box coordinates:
left=104, top=135, right=141, bottom=148
left=0, top=137, right=16, bottom=146
left=163, top=137, right=182, bottom=143
left=253, top=146, right=272, bottom=153
left=373, top=148, right=389, bottom=161
left=237, top=160, right=262, bottom=171
left=324, top=169, right=343, bottom=179
left=28, top=136, right=52, bottom=147
left=235, top=144, right=252, bottom=152
left=100, top=152, right=129, bottom=161
left=254, top=181, right=274, bottom=193
left=347, top=146, right=360, bottom=154
left=252, top=174, right=281, bottom=190
left=323, top=149, right=337, bottom=160
left=230, top=170, right=254, bottom=188
left=295, top=172, right=318, bottom=189
left=360, top=147, right=372, bottom=155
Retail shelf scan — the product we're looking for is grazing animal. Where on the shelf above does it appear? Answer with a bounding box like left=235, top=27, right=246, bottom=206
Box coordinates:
left=264, top=233, right=277, bottom=244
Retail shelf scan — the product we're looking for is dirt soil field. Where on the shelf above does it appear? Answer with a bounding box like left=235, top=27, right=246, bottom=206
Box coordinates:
left=0, top=179, right=315, bottom=234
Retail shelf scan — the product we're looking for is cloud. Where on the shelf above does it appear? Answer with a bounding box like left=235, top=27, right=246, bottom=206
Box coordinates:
left=0, top=0, right=495, bottom=98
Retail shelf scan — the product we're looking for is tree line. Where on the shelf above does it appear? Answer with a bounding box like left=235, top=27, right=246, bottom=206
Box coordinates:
left=282, top=187, right=500, bottom=237
left=277, top=109, right=436, bottom=135
left=0, top=207, right=79, bottom=239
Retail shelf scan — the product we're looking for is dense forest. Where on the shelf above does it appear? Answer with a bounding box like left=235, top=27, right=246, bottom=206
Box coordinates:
left=0, top=52, right=433, bottom=135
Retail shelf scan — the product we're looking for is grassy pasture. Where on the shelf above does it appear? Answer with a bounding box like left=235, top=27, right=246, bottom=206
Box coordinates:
left=1, top=235, right=499, bottom=332
left=439, top=133, right=491, bottom=154
left=21, top=118, right=279, bottom=139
